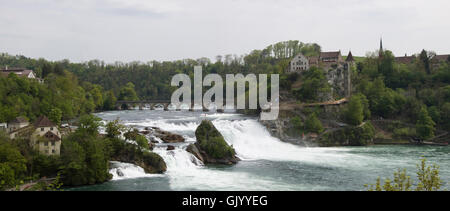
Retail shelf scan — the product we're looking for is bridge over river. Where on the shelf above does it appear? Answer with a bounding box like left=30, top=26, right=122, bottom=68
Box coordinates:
left=116, top=100, right=226, bottom=111
left=116, top=98, right=349, bottom=112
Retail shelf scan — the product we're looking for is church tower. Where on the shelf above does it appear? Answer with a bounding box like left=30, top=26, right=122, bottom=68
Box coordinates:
left=379, top=38, right=383, bottom=58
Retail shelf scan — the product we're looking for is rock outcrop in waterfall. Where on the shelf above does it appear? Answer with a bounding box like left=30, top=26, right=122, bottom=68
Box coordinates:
left=187, top=120, right=239, bottom=165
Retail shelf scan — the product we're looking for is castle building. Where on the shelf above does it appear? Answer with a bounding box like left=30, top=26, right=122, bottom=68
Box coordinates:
left=288, top=50, right=351, bottom=73
left=288, top=53, right=310, bottom=73
left=288, top=50, right=354, bottom=98
left=320, top=51, right=344, bottom=64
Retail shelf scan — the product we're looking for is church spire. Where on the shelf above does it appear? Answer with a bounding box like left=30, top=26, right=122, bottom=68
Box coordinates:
left=379, top=38, right=384, bottom=58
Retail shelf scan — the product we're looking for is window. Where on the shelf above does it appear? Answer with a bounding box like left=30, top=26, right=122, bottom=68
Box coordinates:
left=51, top=141, right=55, bottom=146
left=41, top=128, right=44, bottom=131
left=50, top=127, right=53, bottom=131
left=52, top=150, right=55, bottom=154
left=44, top=142, right=48, bottom=146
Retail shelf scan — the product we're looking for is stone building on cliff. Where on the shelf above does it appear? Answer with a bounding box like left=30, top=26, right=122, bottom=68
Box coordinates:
left=288, top=51, right=354, bottom=98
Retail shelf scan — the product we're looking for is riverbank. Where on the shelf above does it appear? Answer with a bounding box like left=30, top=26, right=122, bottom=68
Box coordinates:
left=259, top=108, right=449, bottom=147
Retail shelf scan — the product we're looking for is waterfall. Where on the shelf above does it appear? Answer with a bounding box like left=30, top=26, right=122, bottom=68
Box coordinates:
left=109, top=161, right=164, bottom=180
left=212, top=119, right=352, bottom=164
left=107, top=112, right=366, bottom=183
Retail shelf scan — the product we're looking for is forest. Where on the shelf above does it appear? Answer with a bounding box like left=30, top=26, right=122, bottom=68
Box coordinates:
left=1, top=40, right=448, bottom=131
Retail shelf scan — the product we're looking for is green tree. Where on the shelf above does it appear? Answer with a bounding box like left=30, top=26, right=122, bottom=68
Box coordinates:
left=0, top=141, right=27, bottom=190
left=105, top=119, right=125, bottom=139
left=135, top=135, right=149, bottom=150
left=366, top=158, right=442, bottom=191
left=89, top=85, right=104, bottom=110
left=416, top=107, right=436, bottom=140
left=291, top=116, right=303, bottom=130
left=344, top=95, right=364, bottom=126
left=118, top=82, right=139, bottom=101
left=304, top=113, right=324, bottom=134
left=419, top=49, right=432, bottom=74
left=103, top=90, right=117, bottom=110
left=48, top=108, right=62, bottom=125
left=78, top=114, right=103, bottom=136
left=296, top=67, right=331, bottom=102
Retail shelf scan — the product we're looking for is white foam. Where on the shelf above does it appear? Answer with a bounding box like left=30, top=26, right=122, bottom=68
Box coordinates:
left=109, top=161, right=164, bottom=180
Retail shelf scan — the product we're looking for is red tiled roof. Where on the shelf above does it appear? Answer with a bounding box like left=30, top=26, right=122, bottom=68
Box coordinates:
left=34, top=116, right=57, bottom=127
left=395, top=56, right=416, bottom=64
left=431, top=55, right=450, bottom=63
left=1, top=68, right=34, bottom=78
left=10, top=116, right=28, bottom=124
left=320, top=51, right=341, bottom=58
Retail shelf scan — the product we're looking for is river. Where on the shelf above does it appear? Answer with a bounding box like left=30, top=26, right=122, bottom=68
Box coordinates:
left=70, top=110, right=450, bottom=191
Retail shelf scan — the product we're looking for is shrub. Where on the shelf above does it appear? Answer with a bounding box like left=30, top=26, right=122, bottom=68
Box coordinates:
left=304, top=113, right=324, bottom=134
left=195, top=120, right=236, bottom=159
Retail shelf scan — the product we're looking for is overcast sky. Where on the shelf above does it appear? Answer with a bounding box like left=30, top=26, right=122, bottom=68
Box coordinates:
left=1, top=0, right=449, bottom=63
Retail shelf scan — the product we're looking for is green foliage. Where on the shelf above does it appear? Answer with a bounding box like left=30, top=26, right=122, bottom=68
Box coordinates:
left=28, top=172, right=63, bottom=191
left=441, top=103, right=450, bottom=129
left=60, top=131, right=111, bottom=186
left=118, top=82, right=139, bottom=101
left=103, top=90, right=117, bottom=110
left=320, top=122, right=375, bottom=146
left=0, top=140, right=27, bottom=190
left=122, top=128, right=149, bottom=150
left=393, top=127, right=416, bottom=138
left=105, top=137, right=166, bottom=173
left=343, top=95, right=364, bottom=126
left=48, top=108, right=62, bottom=126
left=105, top=119, right=125, bottom=139
left=304, top=113, right=324, bottom=134
left=123, top=129, right=139, bottom=141
left=366, top=158, right=442, bottom=191
left=290, top=116, right=303, bottom=130
left=77, top=114, right=103, bottom=136
left=195, top=120, right=236, bottom=159
left=31, top=154, right=61, bottom=178
left=416, top=107, right=436, bottom=140
left=416, top=158, right=442, bottom=191
left=0, top=69, right=97, bottom=122
left=135, top=135, right=149, bottom=150
left=295, top=67, right=331, bottom=102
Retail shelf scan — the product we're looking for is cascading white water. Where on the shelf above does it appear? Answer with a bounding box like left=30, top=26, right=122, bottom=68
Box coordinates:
left=109, top=161, right=164, bottom=180
left=109, top=112, right=369, bottom=188
left=212, top=119, right=364, bottom=166
left=95, top=111, right=450, bottom=191
left=123, top=114, right=368, bottom=174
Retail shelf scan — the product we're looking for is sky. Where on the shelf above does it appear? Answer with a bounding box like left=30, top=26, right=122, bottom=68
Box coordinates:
left=0, top=0, right=449, bottom=63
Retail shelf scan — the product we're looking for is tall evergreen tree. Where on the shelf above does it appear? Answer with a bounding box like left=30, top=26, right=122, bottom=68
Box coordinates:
left=416, top=107, right=436, bottom=140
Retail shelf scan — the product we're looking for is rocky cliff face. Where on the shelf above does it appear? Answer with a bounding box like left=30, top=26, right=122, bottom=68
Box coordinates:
left=187, top=120, right=239, bottom=165
left=141, top=127, right=185, bottom=143
left=110, top=139, right=167, bottom=174
left=260, top=117, right=318, bottom=146
left=325, top=63, right=352, bottom=99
